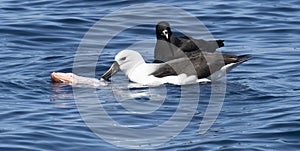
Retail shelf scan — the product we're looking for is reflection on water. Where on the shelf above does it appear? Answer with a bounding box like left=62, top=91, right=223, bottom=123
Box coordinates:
left=111, top=82, right=167, bottom=114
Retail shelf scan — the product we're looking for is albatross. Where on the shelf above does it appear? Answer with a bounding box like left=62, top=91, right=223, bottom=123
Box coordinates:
left=154, top=21, right=224, bottom=62
left=101, top=50, right=251, bottom=86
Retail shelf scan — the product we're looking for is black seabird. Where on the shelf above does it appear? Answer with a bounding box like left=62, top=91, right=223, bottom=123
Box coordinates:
left=154, top=21, right=225, bottom=62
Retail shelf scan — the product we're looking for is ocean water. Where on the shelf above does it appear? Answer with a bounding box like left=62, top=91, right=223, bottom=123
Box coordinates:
left=1, top=0, right=300, bottom=150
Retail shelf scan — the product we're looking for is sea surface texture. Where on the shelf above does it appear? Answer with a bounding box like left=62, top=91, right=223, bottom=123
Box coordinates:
left=0, top=0, right=300, bottom=150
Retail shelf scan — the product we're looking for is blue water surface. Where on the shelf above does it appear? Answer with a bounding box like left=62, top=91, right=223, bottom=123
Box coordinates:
left=1, top=0, right=300, bottom=150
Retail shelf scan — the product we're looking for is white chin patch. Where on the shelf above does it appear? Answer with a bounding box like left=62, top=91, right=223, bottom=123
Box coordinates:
left=162, top=29, right=168, bottom=39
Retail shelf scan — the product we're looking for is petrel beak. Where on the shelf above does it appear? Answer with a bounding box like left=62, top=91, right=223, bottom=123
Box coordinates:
left=162, top=29, right=168, bottom=40
left=101, top=61, right=120, bottom=81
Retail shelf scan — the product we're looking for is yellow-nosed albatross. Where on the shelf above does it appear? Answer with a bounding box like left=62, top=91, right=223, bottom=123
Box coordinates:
left=101, top=50, right=251, bottom=86
left=154, top=21, right=224, bottom=62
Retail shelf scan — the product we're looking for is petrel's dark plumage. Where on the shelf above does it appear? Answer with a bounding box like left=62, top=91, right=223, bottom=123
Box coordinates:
left=154, top=21, right=225, bottom=62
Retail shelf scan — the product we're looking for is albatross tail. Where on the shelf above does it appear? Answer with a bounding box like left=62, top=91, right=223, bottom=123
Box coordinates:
left=237, top=54, right=252, bottom=64
left=209, top=54, right=251, bottom=80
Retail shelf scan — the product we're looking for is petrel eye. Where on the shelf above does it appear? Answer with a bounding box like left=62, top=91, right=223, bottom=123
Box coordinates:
left=162, top=29, right=168, bottom=35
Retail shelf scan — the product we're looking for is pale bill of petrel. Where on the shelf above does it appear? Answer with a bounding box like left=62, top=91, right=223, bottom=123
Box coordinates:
left=101, top=50, right=251, bottom=86
left=154, top=21, right=225, bottom=63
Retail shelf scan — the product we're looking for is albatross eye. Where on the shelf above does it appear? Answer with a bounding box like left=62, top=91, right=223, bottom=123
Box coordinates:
left=120, top=57, right=126, bottom=61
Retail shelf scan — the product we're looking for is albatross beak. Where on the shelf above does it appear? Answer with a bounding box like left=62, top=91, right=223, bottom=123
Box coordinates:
left=101, top=61, right=120, bottom=81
